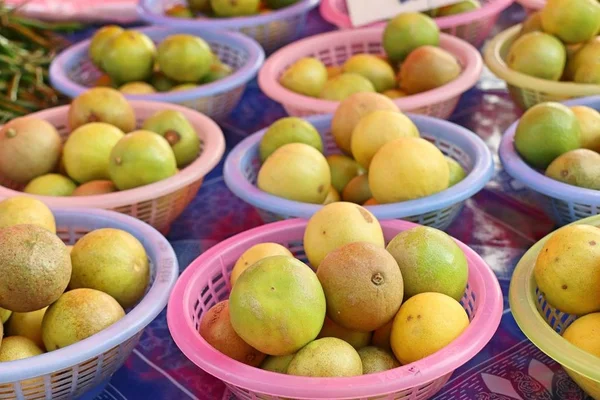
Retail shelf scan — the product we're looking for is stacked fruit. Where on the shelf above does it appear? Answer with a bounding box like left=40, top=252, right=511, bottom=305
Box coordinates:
left=166, top=0, right=302, bottom=18
left=201, top=202, right=471, bottom=376
left=279, top=13, right=463, bottom=101
left=0, top=197, right=149, bottom=360
left=88, top=27, right=232, bottom=94
left=255, top=92, right=466, bottom=205
left=0, top=88, right=201, bottom=196
left=533, top=224, right=600, bottom=386
left=514, top=101, right=600, bottom=190
left=507, top=0, right=600, bottom=84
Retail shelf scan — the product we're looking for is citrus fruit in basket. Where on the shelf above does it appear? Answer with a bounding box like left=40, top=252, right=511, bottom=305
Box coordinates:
left=150, top=71, right=175, bottom=92
left=342, top=54, right=396, bottom=93
left=534, top=225, right=600, bottom=315
left=260, top=354, right=296, bottom=373
left=42, top=288, right=125, bottom=351
left=386, top=226, right=468, bottom=301
left=71, top=180, right=117, bottom=196
left=199, top=300, right=266, bottom=367
left=331, top=92, right=399, bottom=155
left=341, top=175, right=372, bottom=205
left=24, top=174, right=77, bottom=197
left=258, top=117, right=323, bottom=162
left=369, top=137, right=449, bottom=203
left=519, top=11, right=543, bottom=35
left=358, top=346, right=400, bottom=374
left=434, top=0, right=481, bottom=16
left=317, top=317, right=372, bottom=350
left=157, top=34, right=213, bottom=83
left=229, top=255, right=327, bottom=356
left=326, top=66, right=343, bottom=79
left=383, top=13, right=440, bottom=63
left=101, top=31, right=156, bottom=84
left=63, top=122, right=125, bottom=184
left=390, top=292, right=469, bottom=365
left=108, top=130, right=178, bottom=190
left=89, top=25, right=124, bottom=69
left=166, top=4, right=194, bottom=18
left=0, top=224, right=71, bottom=313
left=257, top=143, right=331, bottom=204
left=303, top=202, right=384, bottom=268
left=230, top=242, right=294, bottom=287
left=188, top=0, right=212, bottom=13
left=201, top=60, right=234, bottom=84
left=6, top=307, right=48, bottom=350
left=351, top=110, right=419, bottom=169
left=323, top=187, right=341, bottom=205
left=320, top=73, right=376, bottom=101
left=317, top=242, right=404, bottom=332
left=399, top=46, right=462, bottom=95
left=514, top=102, right=581, bottom=169
left=69, top=228, right=150, bottom=309
left=326, top=154, right=365, bottom=194
left=506, top=32, right=566, bottom=81
left=142, top=110, right=201, bottom=168
left=0, top=117, right=61, bottom=184
left=264, top=0, right=300, bottom=9
left=0, top=336, right=43, bottom=361
left=211, top=0, right=260, bottom=17
left=447, top=157, right=467, bottom=187
left=0, top=308, right=12, bottom=324
left=574, top=61, right=600, bottom=84
left=545, top=149, right=600, bottom=190
left=119, top=82, right=157, bottom=94
left=286, top=337, right=363, bottom=377
left=371, top=320, right=393, bottom=352
left=562, top=312, right=600, bottom=396
left=541, top=0, right=600, bottom=44
left=565, top=37, right=600, bottom=81
left=68, top=88, right=136, bottom=132
left=0, top=196, right=56, bottom=233
left=571, top=106, right=600, bottom=152
left=280, top=58, right=328, bottom=98
left=382, top=89, right=407, bottom=99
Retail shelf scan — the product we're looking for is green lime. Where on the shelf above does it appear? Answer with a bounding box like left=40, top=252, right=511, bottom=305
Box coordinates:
left=259, top=117, right=323, bottom=162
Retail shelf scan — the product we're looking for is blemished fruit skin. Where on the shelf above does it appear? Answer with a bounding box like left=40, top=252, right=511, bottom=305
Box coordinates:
left=0, top=224, right=72, bottom=313
left=545, top=149, right=600, bottom=190
left=383, top=12, right=440, bottom=63
left=358, top=346, right=400, bottom=374
left=0, top=336, right=43, bottom=361
left=68, top=88, right=136, bottom=132
left=399, top=46, right=461, bottom=95
left=534, top=225, right=600, bottom=315
left=286, top=337, right=363, bottom=377
left=303, top=202, right=385, bottom=268
left=199, top=300, right=266, bottom=366
left=228, top=255, right=326, bottom=356
left=260, top=354, right=296, bottom=373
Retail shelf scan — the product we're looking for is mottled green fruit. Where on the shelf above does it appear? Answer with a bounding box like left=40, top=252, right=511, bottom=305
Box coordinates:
left=326, top=154, right=365, bottom=193
left=342, top=174, right=372, bottom=205
left=210, top=0, right=260, bottom=17
left=102, top=31, right=156, bottom=84
left=383, top=13, right=440, bottom=63
left=201, top=60, right=233, bottom=83
left=435, top=0, right=480, bottom=15
left=260, top=354, right=296, bottom=373
left=574, top=62, right=600, bottom=84
left=386, top=226, right=468, bottom=301
left=358, top=346, right=400, bottom=374
left=342, top=54, right=396, bottom=93
left=89, top=25, right=124, bottom=69
left=541, top=0, right=600, bottom=44
left=447, top=157, right=467, bottom=187
left=24, top=174, right=77, bottom=197
left=399, top=46, right=461, bottom=94
left=287, top=337, right=362, bottom=377
left=150, top=72, right=175, bottom=92
left=259, top=117, right=323, bottom=162
left=142, top=110, right=201, bottom=167
left=545, top=149, right=600, bottom=190
left=317, top=317, right=372, bottom=350
left=515, top=102, right=581, bottom=169
left=108, top=130, right=178, bottom=190
left=320, top=73, right=376, bottom=101
left=157, top=34, right=213, bottom=83
left=280, top=58, right=328, bottom=97
left=506, top=32, right=566, bottom=81
left=68, top=87, right=136, bottom=132
left=229, top=255, right=326, bottom=356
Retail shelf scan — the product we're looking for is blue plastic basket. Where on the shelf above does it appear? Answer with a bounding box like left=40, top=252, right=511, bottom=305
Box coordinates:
left=49, top=26, right=264, bottom=121
left=137, top=0, right=320, bottom=53
left=499, top=95, right=600, bottom=226
left=224, top=114, right=495, bottom=230
left=0, top=208, right=178, bottom=399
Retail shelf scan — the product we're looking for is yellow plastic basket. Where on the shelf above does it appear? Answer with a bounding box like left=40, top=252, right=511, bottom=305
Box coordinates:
left=484, top=25, right=600, bottom=110
left=509, top=214, right=600, bottom=399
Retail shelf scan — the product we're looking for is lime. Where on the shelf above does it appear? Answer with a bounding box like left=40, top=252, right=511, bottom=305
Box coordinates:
left=259, top=117, right=323, bottom=162
left=383, top=13, right=440, bottom=63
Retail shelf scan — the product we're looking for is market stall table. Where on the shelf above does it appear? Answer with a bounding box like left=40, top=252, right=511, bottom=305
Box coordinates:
left=67, top=5, right=593, bottom=400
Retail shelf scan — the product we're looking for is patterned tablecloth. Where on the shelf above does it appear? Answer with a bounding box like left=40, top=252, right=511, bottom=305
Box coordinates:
left=85, top=5, right=594, bottom=400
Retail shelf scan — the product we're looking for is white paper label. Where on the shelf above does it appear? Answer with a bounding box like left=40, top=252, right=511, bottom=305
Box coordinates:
left=347, top=0, right=464, bottom=27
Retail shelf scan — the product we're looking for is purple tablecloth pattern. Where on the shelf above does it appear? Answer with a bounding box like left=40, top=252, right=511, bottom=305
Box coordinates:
left=91, top=5, right=594, bottom=400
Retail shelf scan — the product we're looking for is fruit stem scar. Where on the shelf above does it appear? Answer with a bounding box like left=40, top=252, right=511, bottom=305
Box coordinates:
left=5, top=128, right=16, bottom=138
left=114, top=157, right=122, bottom=166
left=371, top=272, right=384, bottom=285
left=164, top=130, right=181, bottom=145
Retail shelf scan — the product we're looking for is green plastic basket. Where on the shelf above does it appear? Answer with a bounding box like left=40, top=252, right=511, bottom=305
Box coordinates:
left=509, top=214, right=600, bottom=399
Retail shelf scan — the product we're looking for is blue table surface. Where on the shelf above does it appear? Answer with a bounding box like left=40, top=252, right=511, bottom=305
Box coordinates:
left=66, top=5, right=595, bottom=400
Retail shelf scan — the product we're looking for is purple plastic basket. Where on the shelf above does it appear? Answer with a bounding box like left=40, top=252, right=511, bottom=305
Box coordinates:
left=49, top=26, right=264, bottom=121
left=499, top=95, right=600, bottom=225
left=137, top=0, right=321, bottom=53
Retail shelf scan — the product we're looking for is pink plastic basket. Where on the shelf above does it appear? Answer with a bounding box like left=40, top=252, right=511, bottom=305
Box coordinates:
left=515, top=0, right=544, bottom=13
left=0, top=101, right=225, bottom=234
left=258, top=27, right=483, bottom=119
left=167, top=218, right=503, bottom=400
left=320, top=0, right=514, bottom=47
